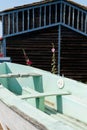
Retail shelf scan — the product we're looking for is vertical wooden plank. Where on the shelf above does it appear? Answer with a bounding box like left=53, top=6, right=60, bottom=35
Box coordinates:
left=22, top=11, right=24, bottom=31
left=13, top=13, right=14, bottom=34
left=33, top=8, right=34, bottom=28
left=77, top=10, right=79, bottom=30
left=81, top=12, right=83, bottom=32
left=39, top=7, right=41, bottom=27
left=56, top=96, right=62, bottom=113
left=63, top=4, right=66, bottom=24
left=85, top=14, right=87, bottom=34
left=49, top=5, right=51, bottom=24
left=68, top=6, right=71, bottom=26
left=16, top=12, right=18, bottom=33
left=2, top=15, right=4, bottom=36
left=72, top=7, right=74, bottom=27
left=8, top=14, right=10, bottom=34
left=27, top=9, right=29, bottom=30
left=55, top=4, right=57, bottom=23
left=44, top=6, right=46, bottom=26
left=60, top=2, right=62, bottom=23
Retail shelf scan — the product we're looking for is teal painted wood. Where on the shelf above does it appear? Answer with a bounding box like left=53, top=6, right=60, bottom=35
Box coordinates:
left=19, top=91, right=70, bottom=99
left=0, top=85, right=75, bottom=130
left=0, top=63, right=8, bottom=88
left=0, top=62, right=87, bottom=129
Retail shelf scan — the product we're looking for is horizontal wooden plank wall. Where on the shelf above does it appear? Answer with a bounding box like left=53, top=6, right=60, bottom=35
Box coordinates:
left=61, top=26, right=87, bottom=82
left=6, top=26, right=87, bottom=82
left=6, top=26, right=58, bottom=72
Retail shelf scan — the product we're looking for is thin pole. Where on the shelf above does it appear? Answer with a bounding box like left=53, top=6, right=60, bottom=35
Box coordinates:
left=2, top=38, right=6, bottom=57
left=58, top=25, right=61, bottom=75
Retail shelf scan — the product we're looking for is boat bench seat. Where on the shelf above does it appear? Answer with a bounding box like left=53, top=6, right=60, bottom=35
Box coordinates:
left=19, top=91, right=70, bottom=99
left=0, top=73, right=41, bottom=78
left=19, top=88, right=70, bottom=111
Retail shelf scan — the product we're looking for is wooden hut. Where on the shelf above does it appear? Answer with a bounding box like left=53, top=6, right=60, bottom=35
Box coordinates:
left=0, top=0, right=87, bottom=82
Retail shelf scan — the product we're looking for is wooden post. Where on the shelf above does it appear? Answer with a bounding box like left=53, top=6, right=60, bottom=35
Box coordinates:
left=58, top=25, right=61, bottom=75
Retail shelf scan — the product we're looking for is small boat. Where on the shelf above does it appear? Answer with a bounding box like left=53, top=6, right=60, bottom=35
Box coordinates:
left=0, top=62, right=87, bottom=130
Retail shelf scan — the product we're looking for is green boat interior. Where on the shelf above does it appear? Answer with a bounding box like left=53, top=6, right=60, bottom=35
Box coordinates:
left=0, top=62, right=87, bottom=129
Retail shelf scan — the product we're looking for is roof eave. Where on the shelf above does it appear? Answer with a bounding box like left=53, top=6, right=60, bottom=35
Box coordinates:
left=0, top=0, right=87, bottom=13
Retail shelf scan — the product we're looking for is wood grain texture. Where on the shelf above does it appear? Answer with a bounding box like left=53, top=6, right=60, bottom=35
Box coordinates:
left=6, top=26, right=87, bottom=81
left=0, top=101, right=44, bottom=130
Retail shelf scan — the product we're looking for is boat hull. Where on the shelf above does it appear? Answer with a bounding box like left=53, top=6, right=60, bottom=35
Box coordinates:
left=0, top=62, right=87, bottom=129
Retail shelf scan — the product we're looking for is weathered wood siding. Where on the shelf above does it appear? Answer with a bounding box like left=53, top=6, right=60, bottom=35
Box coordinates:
left=6, top=26, right=87, bottom=82
left=61, top=26, right=87, bottom=82
left=6, top=26, right=58, bottom=72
